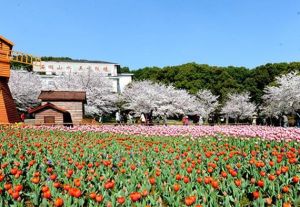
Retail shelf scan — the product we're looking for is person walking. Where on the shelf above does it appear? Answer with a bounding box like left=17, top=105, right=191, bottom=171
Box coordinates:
left=273, top=115, right=279, bottom=126
left=182, top=116, right=186, bottom=125
left=148, top=110, right=153, bottom=126
left=115, top=111, right=121, bottom=125
left=282, top=114, right=288, bottom=128
left=140, top=113, right=146, bottom=125
left=98, top=113, right=103, bottom=124
left=208, top=114, right=214, bottom=126
left=296, top=111, right=300, bottom=128
left=262, top=117, right=267, bottom=126
left=182, top=115, right=189, bottom=126
left=121, top=112, right=127, bottom=125
left=128, top=113, right=133, bottom=125
left=20, top=113, right=25, bottom=122
left=162, top=112, right=167, bottom=126
left=198, top=115, right=203, bottom=125
left=252, top=115, right=257, bottom=125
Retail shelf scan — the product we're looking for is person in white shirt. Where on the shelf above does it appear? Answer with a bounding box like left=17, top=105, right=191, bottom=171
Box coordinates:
left=128, top=113, right=133, bottom=125
left=115, top=111, right=121, bottom=125
left=282, top=114, right=288, bottom=128
left=198, top=115, right=203, bottom=125
left=140, top=113, right=146, bottom=125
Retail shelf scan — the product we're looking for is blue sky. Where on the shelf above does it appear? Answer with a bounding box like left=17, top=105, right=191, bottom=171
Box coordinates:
left=1, top=0, right=300, bottom=69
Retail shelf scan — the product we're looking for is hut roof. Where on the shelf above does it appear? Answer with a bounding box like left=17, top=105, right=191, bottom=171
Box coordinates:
left=29, top=102, right=68, bottom=114
left=38, top=91, right=86, bottom=102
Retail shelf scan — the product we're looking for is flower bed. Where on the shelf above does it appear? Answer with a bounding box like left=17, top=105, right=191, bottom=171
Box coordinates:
left=35, top=125, right=300, bottom=142
left=0, top=126, right=299, bottom=206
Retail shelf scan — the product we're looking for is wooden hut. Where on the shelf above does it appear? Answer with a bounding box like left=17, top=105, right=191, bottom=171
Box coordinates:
left=30, top=91, right=86, bottom=125
left=0, top=36, right=20, bottom=123
left=29, top=102, right=72, bottom=126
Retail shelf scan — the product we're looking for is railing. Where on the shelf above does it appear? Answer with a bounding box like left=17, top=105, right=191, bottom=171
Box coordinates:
left=0, top=49, right=41, bottom=66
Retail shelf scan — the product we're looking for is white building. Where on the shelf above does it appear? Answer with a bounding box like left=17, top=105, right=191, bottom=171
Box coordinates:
left=33, top=60, right=133, bottom=93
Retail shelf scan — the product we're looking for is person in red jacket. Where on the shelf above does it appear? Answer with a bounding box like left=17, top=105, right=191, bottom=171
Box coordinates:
left=20, top=113, right=25, bottom=122
left=182, top=115, right=189, bottom=126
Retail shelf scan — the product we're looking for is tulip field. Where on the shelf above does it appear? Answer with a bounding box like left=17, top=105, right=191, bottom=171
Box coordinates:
left=0, top=125, right=299, bottom=207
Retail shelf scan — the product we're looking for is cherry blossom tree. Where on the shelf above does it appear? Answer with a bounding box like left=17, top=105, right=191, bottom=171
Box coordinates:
left=121, top=81, right=159, bottom=115
left=195, top=89, right=219, bottom=119
left=9, top=70, right=42, bottom=112
left=261, top=71, right=300, bottom=116
left=122, top=81, right=197, bottom=117
left=161, top=86, right=198, bottom=116
left=51, top=69, right=118, bottom=116
left=221, top=92, right=256, bottom=123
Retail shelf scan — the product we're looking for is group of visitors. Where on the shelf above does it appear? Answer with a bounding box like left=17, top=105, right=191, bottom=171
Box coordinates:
left=114, top=112, right=215, bottom=126
left=114, top=110, right=168, bottom=126
left=114, top=110, right=152, bottom=126
left=115, top=111, right=134, bottom=125
left=260, top=112, right=300, bottom=128
left=111, top=110, right=300, bottom=127
left=140, top=111, right=158, bottom=125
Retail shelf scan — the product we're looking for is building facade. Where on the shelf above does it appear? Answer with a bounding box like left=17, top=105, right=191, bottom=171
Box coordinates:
left=33, top=60, right=133, bottom=93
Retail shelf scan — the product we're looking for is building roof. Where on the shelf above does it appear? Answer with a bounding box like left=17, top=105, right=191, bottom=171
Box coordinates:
left=38, top=91, right=87, bottom=102
left=0, top=35, right=14, bottom=46
left=29, top=102, right=68, bottom=114
left=41, top=59, right=119, bottom=65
